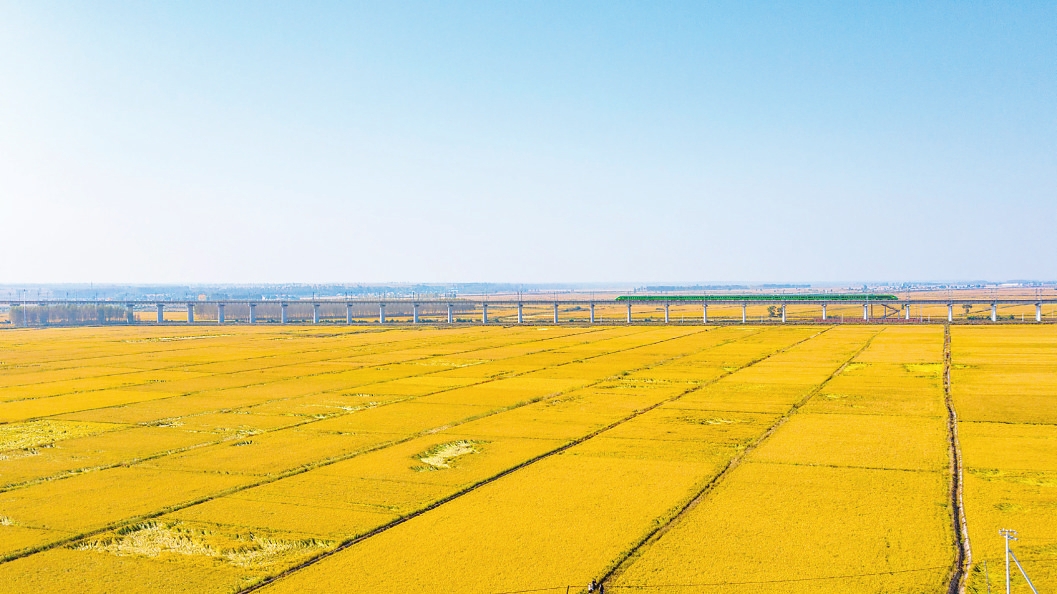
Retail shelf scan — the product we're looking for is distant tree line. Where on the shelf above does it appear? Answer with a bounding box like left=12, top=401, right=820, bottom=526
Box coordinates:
left=8, top=305, right=129, bottom=326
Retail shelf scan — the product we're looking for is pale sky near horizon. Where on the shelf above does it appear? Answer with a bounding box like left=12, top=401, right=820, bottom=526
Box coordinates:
left=1, top=2, right=1054, bottom=284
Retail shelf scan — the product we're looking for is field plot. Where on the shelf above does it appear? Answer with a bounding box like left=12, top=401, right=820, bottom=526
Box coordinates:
left=0, top=324, right=717, bottom=591
left=953, top=327, right=1057, bottom=594
left=255, top=326, right=881, bottom=593
left=0, top=325, right=1053, bottom=593
left=610, top=326, right=955, bottom=593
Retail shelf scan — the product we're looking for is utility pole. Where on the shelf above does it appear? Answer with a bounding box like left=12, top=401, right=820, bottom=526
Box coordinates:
left=999, top=529, right=1038, bottom=594
left=1001, top=529, right=1015, bottom=594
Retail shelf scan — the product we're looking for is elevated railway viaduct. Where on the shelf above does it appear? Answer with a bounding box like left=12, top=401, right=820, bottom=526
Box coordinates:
left=3, top=294, right=1053, bottom=325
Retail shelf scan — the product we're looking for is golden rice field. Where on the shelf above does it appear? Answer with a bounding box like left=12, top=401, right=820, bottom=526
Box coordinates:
left=953, top=327, right=1057, bottom=594
left=0, top=324, right=1053, bottom=593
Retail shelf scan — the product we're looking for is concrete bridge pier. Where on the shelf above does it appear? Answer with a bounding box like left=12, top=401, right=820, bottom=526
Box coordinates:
left=863, top=303, right=869, bottom=321
left=447, top=304, right=454, bottom=324
left=517, top=303, right=524, bottom=324
left=217, top=303, right=225, bottom=325
left=664, top=303, right=670, bottom=324
left=1037, top=303, right=1042, bottom=323
left=313, top=303, right=320, bottom=324
left=157, top=303, right=165, bottom=324
left=412, top=303, right=420, bottom=324
left=905, top=304, right=911, bottom=320
left=187, top=303, right=195, bottom=324
left=249, top=303, right=257, bottom=324
left=991, top=303, right=997, bottom=323
left=626, top=302, right=632, bottom=324
left=742, top=303, right=747, bottom=324
left=947, top=303, right=953, bottom=323
left=126, top=304, right=135, bottom=325
left=281, top=303, right=288, bottom=324
left=821, top=303, right=827, bottom=321
left=553, top=302, right=559, bottom=324
left=482, top=304, right=488, bottom=324
left=346, top=303, right=353, bottom=325
left=589, top=303, right=595, bottom=324
left=379, top=304, right=386, bottom=324
left=702, top=303, right=708, bottom=324
left=781, top=304, right=786, bottom=323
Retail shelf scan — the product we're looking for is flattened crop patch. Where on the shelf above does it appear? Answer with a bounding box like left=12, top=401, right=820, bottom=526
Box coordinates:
left=74, top=521, right=332, bottom=568
left=413, top=440, right=484, bottom=471
left=0, top=419, right=117, bottom=453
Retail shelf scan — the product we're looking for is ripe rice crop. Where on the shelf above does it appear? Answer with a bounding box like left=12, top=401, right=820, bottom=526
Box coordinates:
left=0, top=419, right=117, bottom=453
left=255, top=327, right=876, bottom=594
left=0, top=324, right=1052, bottom=593
left=610, top=325, right=953, bottom=593
left=953, top=327, right=1057, bottom=594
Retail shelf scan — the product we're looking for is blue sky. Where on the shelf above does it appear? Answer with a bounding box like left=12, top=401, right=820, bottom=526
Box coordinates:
left=1, top=1, right=1054, bottom=283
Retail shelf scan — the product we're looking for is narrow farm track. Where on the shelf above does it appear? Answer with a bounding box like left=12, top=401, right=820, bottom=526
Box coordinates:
left=0, top=326, right=589, bottom=406
left=0, top=326, right=588, bottom=416
left=0, top=327, right=617, bottom=490
left=0, top=327, right=608, bottom=486
left=0, top=330, right=480, bottom=411
left=943, top=324, right=971, bottom=594
left=238, top=327, right=833, bottom=593
left=0, top=324, right=483, bottom=371
left=0, top=326, right=424, bottom=389
left=0, top=326, right=723, bottom=565
left=0, top=326, right=609, bottom=427
left=601, top=326, right=885, bottom=587
left=4, top=325, right=1046, bottom=593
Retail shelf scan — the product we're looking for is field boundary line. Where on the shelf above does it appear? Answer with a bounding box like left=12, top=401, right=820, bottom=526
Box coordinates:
left=0, top=327, right=514, bottom=406
left=0, top=325, right=437, bottom=390
left=236, top=327, right=831, bottom=593
left=0, top=327, right=690, bottom=497
left=0, top=326, right=599, bottom=412
left=0, top=324, right=525, bottom=379
left=0, top=326, right=719, bottom=565
left=944, top=323, right=971, bottom=594
left=0, top=332, right=300, bottom=384
left=601, top=326, right=886, bottom=587
left=0, top=325, right=610, bottom=422
left=0, top=328, right=620, bottom=492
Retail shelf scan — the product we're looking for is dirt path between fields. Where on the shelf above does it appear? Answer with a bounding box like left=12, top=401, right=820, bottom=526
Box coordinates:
left=238, top=327, right=833, bottom=594
left=1, top=327, right=719, bottom=566
left=944, top=324, right=972, bottom=594
left=600, top=326, right=886, bottom=588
